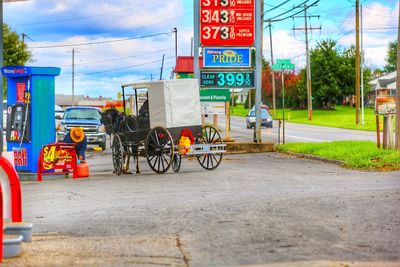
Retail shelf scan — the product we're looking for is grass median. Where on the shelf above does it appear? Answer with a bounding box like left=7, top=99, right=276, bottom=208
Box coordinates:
left=277, top=141, right=400, bottom=171
left=231, top=104, right=379, bottom=131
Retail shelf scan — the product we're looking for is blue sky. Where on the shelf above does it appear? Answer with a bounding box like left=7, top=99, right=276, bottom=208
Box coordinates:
left=4, top=0, right=398, bottom=99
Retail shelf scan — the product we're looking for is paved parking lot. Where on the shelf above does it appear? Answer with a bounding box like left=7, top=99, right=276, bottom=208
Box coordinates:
left=5, top=152, right=400, bottom=266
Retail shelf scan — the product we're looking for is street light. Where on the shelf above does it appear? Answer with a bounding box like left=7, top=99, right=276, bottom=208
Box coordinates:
left=1, top=0, right=30, bottom=156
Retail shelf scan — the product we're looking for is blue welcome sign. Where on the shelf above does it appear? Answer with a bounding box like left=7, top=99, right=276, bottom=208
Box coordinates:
left=203, top=47, right=251, bottom=68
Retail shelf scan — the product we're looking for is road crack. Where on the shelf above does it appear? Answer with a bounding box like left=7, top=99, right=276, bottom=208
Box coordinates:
left=176, top=232, right=190, bottom=267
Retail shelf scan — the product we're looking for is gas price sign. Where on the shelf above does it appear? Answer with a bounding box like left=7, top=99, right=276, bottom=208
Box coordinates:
left=200, top=70, right=255, bottom=88
left=200, top=0, right=255, bottom=46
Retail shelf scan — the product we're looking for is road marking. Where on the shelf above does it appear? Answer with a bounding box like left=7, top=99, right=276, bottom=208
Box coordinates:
left=285, top=123, right=375, bottom=136
left=281, top=135, right=323, bottom=142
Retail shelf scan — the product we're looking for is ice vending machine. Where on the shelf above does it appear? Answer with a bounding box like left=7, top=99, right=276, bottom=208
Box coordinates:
left=2, top=66, right=61, bottom=173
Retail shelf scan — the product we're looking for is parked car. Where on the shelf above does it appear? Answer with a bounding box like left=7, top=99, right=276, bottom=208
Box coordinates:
left=246, top=108, right=273, bottom=129
left=251, top=104, right=270, bottom=112
left=57, top=106, right=107, bottom=150
left=55, top=105, right=64, bottom=130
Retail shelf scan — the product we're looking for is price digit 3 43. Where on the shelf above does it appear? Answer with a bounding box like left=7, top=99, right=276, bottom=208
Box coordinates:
left=201, top=10, right=230, bottom=23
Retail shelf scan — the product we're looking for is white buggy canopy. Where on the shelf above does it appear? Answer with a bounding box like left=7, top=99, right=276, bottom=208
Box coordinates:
left=122, top=79, right=202, bottom=129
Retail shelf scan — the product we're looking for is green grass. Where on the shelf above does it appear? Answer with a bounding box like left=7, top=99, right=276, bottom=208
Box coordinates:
left=278, top=141, right=400, bottom=171
left=231, top=104, right=250, bottom=117
left=231, top=104, right=380, bottom=131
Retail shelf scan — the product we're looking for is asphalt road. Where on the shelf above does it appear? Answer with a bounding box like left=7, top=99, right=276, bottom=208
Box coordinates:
left=211, top=116, right=377, bottom=143
left=6, top=151, right=400, bottom=266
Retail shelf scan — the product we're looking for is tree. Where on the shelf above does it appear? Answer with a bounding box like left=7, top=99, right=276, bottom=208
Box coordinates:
left=384, top=41, right=397, bottom=73
left=305, top=40, right=372, bottom=109
left=4, top=23, right=31, bottom=66
left=285, top=70, right=305, bottom=109
left=310, top=40, right=342, bottom=109
left=3, top=24, right=32, bottom=96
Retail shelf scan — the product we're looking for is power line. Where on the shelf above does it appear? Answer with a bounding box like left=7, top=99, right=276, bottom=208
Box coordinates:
left=30, top=31, right=173, bottom=49
left=336, top=29, right=355, bottom=41
left=266, top=0, right=309, bottom=21
left=60, top=46, right=183, bottom=67
left=18, top=0, right=160, bottom=26
left=267, top=0, right=320, bottom=23
left=264, top=0, right=291, bottom=14
left=76, top=56, right=175, bottom=76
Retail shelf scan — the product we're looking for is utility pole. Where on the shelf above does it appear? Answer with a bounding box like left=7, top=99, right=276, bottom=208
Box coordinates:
left=292, top=3, right=320, bottom=120
left=254, top=0, right=263, bottom=143
left=21, top=33, right=33, bottom=45
left=72, top=48, right=75, bottom=107
left=304, top=4, right=312, bottom=120
left=355, top=0, right=361, bottom=125
left=190, top=37, right=193, bottom=57
left=360, top=4, right=365, bottom=125
left=268, top=21, right=276, bottom=117
left=173, top=28, right=178, bottom=65
left=160, top=54, right=165, bottom=80
left=395, top=0, right=400, bottom=150
left=193, top=0, right=200, bottom=81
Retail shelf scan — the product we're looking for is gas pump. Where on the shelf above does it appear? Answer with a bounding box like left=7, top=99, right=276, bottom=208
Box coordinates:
left=2, top=66, right=61, bottom=173
left=6, top=83, right=31, bottom=143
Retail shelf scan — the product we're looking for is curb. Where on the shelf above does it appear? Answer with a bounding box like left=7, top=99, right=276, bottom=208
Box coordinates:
left=226, top=142, right=276, bottom=154
left=280, top=151, right=345, bottom=166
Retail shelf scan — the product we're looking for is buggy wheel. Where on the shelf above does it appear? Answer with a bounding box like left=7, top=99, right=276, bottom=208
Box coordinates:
left=172, top=154, right=182, bottom=173
left=145, top=127, right=174, bottom=174
left=196, top=126, right=223, bottom=170
left=112, top=134, right=124, bottom=176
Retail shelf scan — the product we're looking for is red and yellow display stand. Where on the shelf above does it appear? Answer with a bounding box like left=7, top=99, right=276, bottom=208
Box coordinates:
left=37, top=143, right=78, bottom=181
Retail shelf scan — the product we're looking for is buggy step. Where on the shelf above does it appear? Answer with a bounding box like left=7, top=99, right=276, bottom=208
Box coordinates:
left=180, top=143, right=226, bottom=156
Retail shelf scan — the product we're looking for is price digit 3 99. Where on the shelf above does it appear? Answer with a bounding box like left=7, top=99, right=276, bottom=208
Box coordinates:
left=217, top=73, right=246, bottom=87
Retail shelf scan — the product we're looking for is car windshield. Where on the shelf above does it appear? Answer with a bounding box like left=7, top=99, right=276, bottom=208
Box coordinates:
left=64, top=109, right=101, bottom=120
left=250, top=109, right=269, bottom=118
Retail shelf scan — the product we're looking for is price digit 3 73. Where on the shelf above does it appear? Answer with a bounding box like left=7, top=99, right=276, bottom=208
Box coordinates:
left=202, top=26, right=221, bottom=40
left=202, top=26, right=231, bottom=40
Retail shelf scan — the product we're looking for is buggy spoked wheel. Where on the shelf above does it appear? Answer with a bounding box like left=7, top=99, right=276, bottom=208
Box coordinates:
left=196, top=126, right=223, bottom=170
left=145, top=127, right=174, bottom=174
left=112, top=134, right=124, bottom=175
left=172, top=154, right=182, bottom=173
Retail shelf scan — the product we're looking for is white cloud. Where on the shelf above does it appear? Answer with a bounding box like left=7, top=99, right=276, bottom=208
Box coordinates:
left=339, top=1, right=398, bottom=68
left=5, top=0, right=191, bottom=98
left=28, top=34, right=180, bottom=97
left=263, top=29, right=306, bottom=69
left=48, top=2, right=69, bottom=14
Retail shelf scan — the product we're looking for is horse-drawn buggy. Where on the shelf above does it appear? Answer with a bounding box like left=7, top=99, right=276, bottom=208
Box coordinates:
left=101, top=79, right=226, bottom=175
